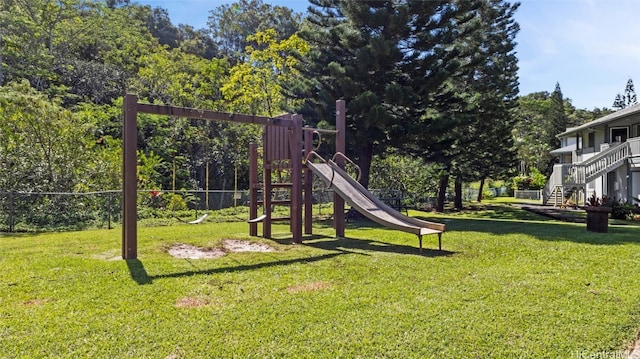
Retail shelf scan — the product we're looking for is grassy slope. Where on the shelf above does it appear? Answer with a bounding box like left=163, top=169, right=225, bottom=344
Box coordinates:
left=1, top=203, right=639, bottom=358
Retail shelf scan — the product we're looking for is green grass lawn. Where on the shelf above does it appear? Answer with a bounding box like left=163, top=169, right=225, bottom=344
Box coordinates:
left=2, top=202, right=640, bottom=358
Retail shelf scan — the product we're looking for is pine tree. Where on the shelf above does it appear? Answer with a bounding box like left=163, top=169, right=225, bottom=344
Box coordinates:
left=545, top=82, right=568, bottom=176
left=612, top=78, right=637, bottom=110
left=403, top=0, right=520, bottom=209
left=451, top=0, right=520, bottom=205
left=298, top=0, right=477, bottom=188
left=625, top=78, right=637, bottom=106
left=613, top=93, right=626, bottom=110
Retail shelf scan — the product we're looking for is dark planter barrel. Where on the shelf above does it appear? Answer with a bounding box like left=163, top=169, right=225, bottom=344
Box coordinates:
left=585, top=206, right=611, bottom=233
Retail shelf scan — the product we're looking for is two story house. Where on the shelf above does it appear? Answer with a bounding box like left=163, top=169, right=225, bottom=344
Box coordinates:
left=546, top=103, right=640, bottom=206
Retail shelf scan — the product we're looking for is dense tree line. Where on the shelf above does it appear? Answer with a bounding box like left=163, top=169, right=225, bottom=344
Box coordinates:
left=0, top=0, right=610, bottom=213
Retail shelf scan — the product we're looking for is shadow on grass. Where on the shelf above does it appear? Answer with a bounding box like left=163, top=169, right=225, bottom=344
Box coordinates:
left=126, top=259, right=153, bottom=285
left=303, top=236, right=454, bottom=258
left=419, top=215, right=640, bottom=246
left=147, top=252, right=346, bottom=283
left=132, top=232, right=452, bottom=285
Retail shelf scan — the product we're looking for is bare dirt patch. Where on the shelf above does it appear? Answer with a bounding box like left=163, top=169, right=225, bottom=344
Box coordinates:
left=175, top=297, right=209, bottom=308
left=93, top=250, right=122, bottom=261
left=167, top=244, right=226, bottom=259
left=221, top=239, right=275, bottom=253
left=286, top=281, right=331, bottom=293
left=23, top=299, right=49, bottom=307
left=167, top=240, right=275, bottom=259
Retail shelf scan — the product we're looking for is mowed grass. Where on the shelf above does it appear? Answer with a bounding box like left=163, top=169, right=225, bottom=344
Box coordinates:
left=2, top=203, right=640, bottom=358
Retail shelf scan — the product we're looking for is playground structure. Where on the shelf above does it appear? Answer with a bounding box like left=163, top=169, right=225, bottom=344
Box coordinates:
left=246, top=106, right=346, bottom=241
left=121, top=95, right=444, bottom=260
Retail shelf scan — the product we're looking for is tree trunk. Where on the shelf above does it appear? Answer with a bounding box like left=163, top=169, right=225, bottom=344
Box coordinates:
left=477, top=178, right=485, bottom=202
left=454, top=177, right=463, bottom=210
left=357, top=142, right=374, bottom=188
left=436, top=173, right=449, bottom=212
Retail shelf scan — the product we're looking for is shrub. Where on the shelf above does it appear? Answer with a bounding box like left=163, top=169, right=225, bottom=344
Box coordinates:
left=511, top=167, right=546, bottom=190
left=610, top=200, right=634, bottom=220
left=482, top=190, right=495, bottom=200
left=165, top=194, right=188, bottom=211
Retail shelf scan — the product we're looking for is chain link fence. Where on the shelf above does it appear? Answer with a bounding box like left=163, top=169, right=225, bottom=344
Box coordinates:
left=0, top=190, right=258, bottom=232
left=0, top=188, right=341, bottom=232
left=1, top=185, right=505, bottom=232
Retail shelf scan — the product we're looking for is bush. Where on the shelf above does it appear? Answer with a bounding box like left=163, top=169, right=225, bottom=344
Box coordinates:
left=610, top=200, right=634, bottom=220
left=482, top=190, right=495, bottom=200
left=165, top=194, right=188, bottom=211
left=512, top=167, right=546, bottom=190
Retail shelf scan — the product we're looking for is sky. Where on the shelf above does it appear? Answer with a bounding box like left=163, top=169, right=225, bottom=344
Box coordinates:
left=135, top=0, right=640, bottom=110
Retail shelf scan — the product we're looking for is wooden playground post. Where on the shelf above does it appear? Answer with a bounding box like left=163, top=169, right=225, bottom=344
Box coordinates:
left=122, top=94, right=138, bottom=259
left=303, top=126, right=314, bottom=235
left=334, top=100, right=346, bottom=237
left=290, top=115, right=303, bottom=243
left=249, top=143, right=259, bottom=237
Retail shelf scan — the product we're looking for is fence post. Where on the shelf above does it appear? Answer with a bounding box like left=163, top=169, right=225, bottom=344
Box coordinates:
left=107, top=191, right=112, bottom=230
left=8, top=191, right=14, bottom=232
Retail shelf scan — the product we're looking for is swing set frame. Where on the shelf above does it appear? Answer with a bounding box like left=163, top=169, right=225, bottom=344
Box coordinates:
left=121, top=94, right=345, bottom=259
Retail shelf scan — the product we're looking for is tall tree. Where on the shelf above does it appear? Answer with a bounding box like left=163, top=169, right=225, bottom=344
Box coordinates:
left=449, top=0, right=520, bottom=206
left=221, top=29, right=309, bottom=116
left=145, top=6, right=180, bottom=49
left=513, top=86, right=587, bottom=180
left=512, top=92, right=552, bottom=174
left=545, top=82, right=567, bottom=176
left=207, top=0, right=301, bottom=63
left=612, top=78, right=638, bottom=110
left=299, top=0, right=478, bottom=189
left=399, top=0, right=520, bottom=210
left=624, top=78, right=638, bottom=107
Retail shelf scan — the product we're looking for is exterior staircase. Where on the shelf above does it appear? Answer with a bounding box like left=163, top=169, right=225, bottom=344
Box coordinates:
left=546, top=185, right=563, bottom=207
left=546, top=184, right=580, bottom=207
left=565, top=142, right=630, bottom=186
left=544, top=141, right=636, bottom=206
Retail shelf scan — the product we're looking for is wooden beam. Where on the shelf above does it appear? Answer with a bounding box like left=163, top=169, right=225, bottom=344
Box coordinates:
left=136, top=103, right=296, bottom=128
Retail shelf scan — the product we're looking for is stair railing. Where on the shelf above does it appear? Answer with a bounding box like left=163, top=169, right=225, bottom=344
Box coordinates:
left=566, top=142, right=630, bottom=185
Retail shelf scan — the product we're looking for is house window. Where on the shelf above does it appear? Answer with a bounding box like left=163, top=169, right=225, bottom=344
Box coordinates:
left=610, top=127, right=628, bottom=143
left=588, top=132, right=595, bottom=148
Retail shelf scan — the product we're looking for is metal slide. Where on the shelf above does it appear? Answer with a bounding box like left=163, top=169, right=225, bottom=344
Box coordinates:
left=306, top=155, right=445, bottom=251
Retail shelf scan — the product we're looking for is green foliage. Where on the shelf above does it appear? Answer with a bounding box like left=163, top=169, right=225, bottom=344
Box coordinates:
left=511, top=167, right=546, bottom=190
left=610, top=199, right=635, bottom=220
left=221, top=29, right=309, bottom=116
left=368, top=152, right=440, bottom=199
left=481, top=189, right=495, bottom=200
left=0, top=80, right=94, bottom=192
left=165, top=193, right=188, bottom=212
left=132, top=48, right=229, bottom=108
